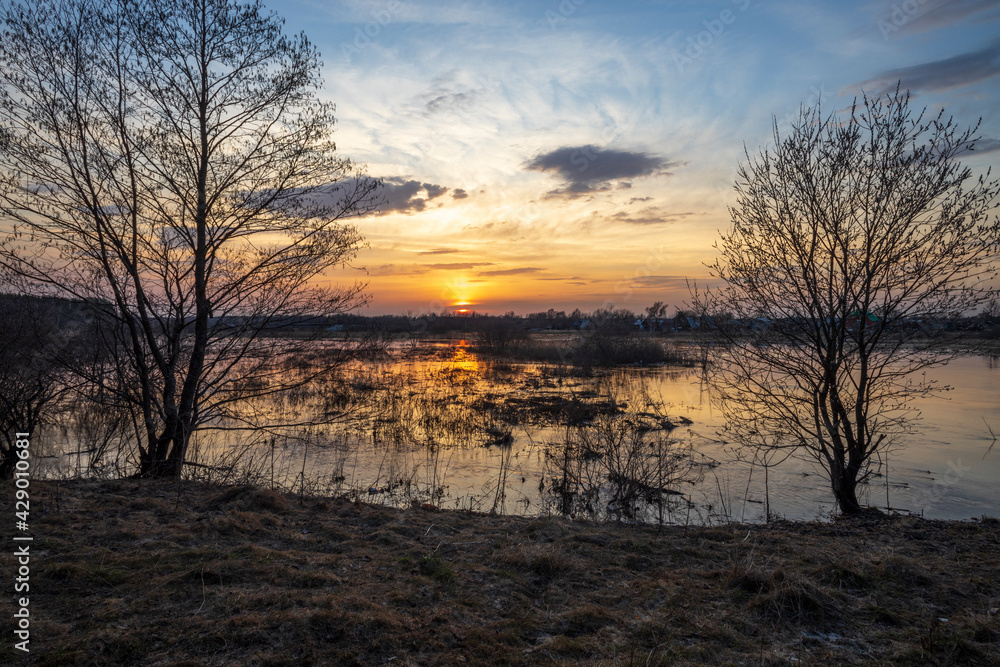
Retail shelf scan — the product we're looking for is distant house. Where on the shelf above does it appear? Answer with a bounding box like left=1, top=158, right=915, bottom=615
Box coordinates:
left=736, top=317, right=771, bottom=331
left=674, top=314, right=716, bottom=331
left=846, top=310, right=880, bottom=332
left=572, top=319, right=591, bottom=330
left=635, top=318, right=670, bottom=332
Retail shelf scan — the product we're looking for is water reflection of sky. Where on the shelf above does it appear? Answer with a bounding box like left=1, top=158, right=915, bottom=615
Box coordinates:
left=332, top=350, right=1000, bottom=521
left=48, top=342, right=998, bottom=524
left=620, top=355, right=1000, bottom=521
left=340, top=349, right=999, bottom=522
left=448, top=340, right=480, bottom=372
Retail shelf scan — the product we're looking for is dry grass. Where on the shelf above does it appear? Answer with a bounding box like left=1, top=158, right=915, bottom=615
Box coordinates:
left=3, top=479, right=999, bottom=665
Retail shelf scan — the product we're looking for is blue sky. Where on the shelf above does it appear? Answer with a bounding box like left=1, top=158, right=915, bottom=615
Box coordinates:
left=271, top=0, right=1000, bottom=315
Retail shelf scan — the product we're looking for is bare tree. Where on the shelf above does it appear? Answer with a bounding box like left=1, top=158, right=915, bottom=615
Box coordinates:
left=473, top=316, right=527, bottom=357
left=645, top=301, right=668, bottom=331
left=0, top=0, right=381, bottom=477
left=0, top=292, right=72, bottom=477
left=699, top=86, right=1000, bottom=514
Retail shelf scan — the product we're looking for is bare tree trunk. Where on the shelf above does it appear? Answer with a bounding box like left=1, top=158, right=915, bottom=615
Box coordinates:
left=832, top=474, right=862, bottom=515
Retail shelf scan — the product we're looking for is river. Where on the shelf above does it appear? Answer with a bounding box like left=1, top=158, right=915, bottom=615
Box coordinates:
left=43, top=339, right=1000, bottom=523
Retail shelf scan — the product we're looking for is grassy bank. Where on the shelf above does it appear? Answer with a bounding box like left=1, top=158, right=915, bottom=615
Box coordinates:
left=4, top=479, right=999, bottom=665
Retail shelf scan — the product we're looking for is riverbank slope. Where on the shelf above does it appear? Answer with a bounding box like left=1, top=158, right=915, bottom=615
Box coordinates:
left=4, top=479, right=998, bottom=665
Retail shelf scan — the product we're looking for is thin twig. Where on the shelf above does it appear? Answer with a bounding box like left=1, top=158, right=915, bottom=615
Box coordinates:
left=983, top=417, right=996, bottom=460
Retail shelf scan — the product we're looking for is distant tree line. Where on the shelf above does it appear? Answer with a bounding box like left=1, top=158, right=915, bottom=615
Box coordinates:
left=321, top=305, right=999, bottom=336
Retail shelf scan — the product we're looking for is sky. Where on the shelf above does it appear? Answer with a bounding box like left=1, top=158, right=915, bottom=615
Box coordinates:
left=270, top=0, right=1000, bottom=316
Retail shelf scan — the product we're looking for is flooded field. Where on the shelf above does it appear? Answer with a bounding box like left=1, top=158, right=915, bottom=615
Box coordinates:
left=41, top=338, right=1000, bottom=523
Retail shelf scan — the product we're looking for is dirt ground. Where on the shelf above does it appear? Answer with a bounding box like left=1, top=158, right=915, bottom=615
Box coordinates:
left=3, top=479, right=998, bottom=665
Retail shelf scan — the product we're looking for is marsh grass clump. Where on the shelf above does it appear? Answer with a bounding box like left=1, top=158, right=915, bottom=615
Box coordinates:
left=473, top=317, right=529, bottom=356
left=542, top=387, right=703, bottom=522
left=493, top=542, right=574, bottom=577
left=199, top=486, right=292, bottom=513
left=574, top=333, right=669, bottom=367
left=726, top=551, right=838, bottom=624
left=418, top=554, right=455, bottom=582
left=557, top=604, right=619, bottom=637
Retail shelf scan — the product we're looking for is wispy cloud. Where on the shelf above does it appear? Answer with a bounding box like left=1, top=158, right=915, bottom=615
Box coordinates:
left=426, top=262, right=494, bottom=270
left=479, top=267, right=544, bottom=277
left=871, top=0, right=1000, bottom=38
left=353, top=263, right=422, bottom=277
left=414, top=71, right=500, bottom=117
left=860, top=39, right=1000, bottom=94
left=631, top=275, right=691, bottom=289
left=969, top=136, right=1000, bottom=153
left=417, top=247, right=461, bottom=255
left=525, top=146, right=676, bottom=197
left=611, top=209, right=701, bottom=226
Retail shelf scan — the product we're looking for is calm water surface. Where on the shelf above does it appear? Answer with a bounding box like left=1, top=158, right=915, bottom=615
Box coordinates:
left=48, top=340, right=1000, bottom=523
left=271, top=343, right=1000, bottom=523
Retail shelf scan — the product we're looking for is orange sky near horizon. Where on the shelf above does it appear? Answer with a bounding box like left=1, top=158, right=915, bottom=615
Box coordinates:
left=330, top=166, right=731, bottom=316
left=280, top=0, right=1000, bottom=317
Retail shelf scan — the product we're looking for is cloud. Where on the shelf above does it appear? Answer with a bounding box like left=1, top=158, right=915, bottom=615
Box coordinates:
left=426, top=262, right=495, bottom=270
left=860, top=39, right=1000, bottom=94
left=423, top=183, right=448, bottom=199
left=452, top=188, right=469, bottom=199
left=969, top=137, right=1000, bottom=153
left=379, top=178, right=452, bottom=214
left=417, top=247, right=461, bottom=255
left=409, top=70, right=503, bottom=118
left=353, top=263, right=424, bottom=277
left=630, top=275, right=691, bottom=289
left=525, top=145, right=676, bottom=196
left=425, top=90, right=482, bottom=115
left=873, top=0, right=1000, bottom=38
left=611, top=209, right=701, bottom=226
left=479, top=267, right=544, bottom=277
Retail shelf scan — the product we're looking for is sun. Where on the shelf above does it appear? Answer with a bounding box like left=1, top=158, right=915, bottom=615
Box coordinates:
left=451, top=296, right=473, bottom=315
